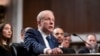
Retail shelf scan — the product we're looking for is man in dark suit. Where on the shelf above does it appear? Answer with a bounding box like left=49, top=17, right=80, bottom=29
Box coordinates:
left=78, top=46, right=90, bottom=53
left=79, top=33, right=97, bottom=53
left=24, top=10, right=63, bottom=56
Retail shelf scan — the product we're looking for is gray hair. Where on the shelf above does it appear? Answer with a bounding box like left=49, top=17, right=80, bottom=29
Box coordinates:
left=36, top=10, right=54, bottom=21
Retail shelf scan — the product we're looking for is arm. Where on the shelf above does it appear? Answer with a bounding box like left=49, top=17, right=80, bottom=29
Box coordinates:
left=24, top=29, right=63, bottom=54
left=24, top=29, right=46, bottom=54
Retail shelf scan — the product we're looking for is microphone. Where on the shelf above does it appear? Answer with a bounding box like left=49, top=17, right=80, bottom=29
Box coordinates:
left=72, top=33, right=100, bottom=52
left=72, top=33, right=90, bottom=45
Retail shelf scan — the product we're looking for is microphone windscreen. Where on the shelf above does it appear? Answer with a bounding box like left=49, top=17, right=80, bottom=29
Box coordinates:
left=72, top=33, right=78, bottom=36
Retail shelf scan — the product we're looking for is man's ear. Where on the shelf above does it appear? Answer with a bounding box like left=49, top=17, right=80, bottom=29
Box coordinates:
left=37, top=21, right=41, bottom=26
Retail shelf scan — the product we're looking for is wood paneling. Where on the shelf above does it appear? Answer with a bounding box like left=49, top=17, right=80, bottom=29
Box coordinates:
left=23, top=0, right=100, bottom=33
left=23, top=0, right=51, bottom=28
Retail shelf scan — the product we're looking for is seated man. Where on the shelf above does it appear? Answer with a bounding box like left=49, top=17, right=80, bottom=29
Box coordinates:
left=53, top=27, right=64, bottom=45
left=24, top=10, right=63, bottom=56
left=78, top=33, right=97, bottom=53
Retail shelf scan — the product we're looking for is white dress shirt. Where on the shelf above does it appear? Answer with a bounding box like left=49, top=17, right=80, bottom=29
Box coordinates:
left=38, top=29, right=51, bottom=53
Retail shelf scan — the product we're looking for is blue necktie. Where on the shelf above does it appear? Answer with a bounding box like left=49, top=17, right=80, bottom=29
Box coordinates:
left=46, top=36, right=54, bottom=49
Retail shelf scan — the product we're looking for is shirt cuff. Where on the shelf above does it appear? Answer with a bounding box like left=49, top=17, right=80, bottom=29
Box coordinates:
left=44, top=48, right=51, bottom=54
left=59, top=45, right=63, bottom=48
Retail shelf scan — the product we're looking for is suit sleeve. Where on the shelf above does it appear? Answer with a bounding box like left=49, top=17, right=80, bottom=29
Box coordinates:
left=24, top=29, right=46, bottom=54
left=78, top=47, right=89, bottom=53
left=78, top=48, right=85, bottom=53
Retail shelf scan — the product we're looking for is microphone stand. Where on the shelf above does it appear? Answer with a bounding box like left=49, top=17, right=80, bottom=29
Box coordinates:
left=72, top=34, right=90, bottom=45
left=72, top=33, right=100, bottom=53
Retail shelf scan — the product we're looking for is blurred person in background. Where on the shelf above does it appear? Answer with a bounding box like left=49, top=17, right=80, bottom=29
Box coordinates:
left=79, top=33, right=97, bottom=53
left=53, top=27, right=75, bottom=53
left=0, top=0, right=10, bottom=6
left=0, top=0, right=11, bottom=23
left=60, top=32, right=75, bottom=53
left=11, top=27, right=33, bottom=56
left=21, top=27, right=33, bottom=42
left=53, top=27, right=64, bottom=45
left=0, top=23, right=12, bottom=56
left=60, top=33, right=72, bottom=48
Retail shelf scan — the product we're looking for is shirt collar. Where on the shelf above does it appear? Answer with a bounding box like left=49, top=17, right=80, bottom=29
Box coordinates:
left=38, top=28, right=50, bottom=38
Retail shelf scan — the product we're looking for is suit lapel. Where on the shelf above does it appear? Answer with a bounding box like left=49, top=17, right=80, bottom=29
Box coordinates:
left=37, top=30, right=46, bottom=47
left=50, top=34, right=59, bottom=47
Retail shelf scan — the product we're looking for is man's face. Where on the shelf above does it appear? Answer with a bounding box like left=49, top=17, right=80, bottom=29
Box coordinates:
left=39, top=12, right=55, bottom=33
left=53, top=28, right=64, bottom=43
left=62, top=36, right=71, bottom=48
left=86, top=35, right=97, bottom=48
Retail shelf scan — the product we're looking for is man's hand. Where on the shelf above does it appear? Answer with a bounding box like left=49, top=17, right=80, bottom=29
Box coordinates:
left=46, top=49, right=52, bottom=54
left=46, top=48, right=63, bottom=54
left=51, top=48, right=63, bottom=54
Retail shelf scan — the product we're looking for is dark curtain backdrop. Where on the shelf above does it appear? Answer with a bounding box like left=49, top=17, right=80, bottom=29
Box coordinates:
left=23, top=0, right=100, bottom=34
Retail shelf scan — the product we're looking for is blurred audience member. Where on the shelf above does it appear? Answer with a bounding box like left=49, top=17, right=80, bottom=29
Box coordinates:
left=53, top=28, right=75, bottom=53
left=0, top=0, right=10, bottom=6
left=0, top=23, right=12, bottom=56
left=11, top=27, right=33, bottom=56
left=53, top=27, right=64, bottom=45
left=60, top=32, right=75, bottom=53
left=0, top=0, right=11, bottom=23
left=60, top=33, right=71, bottom=48
left=79, top=33, right=97, bottom=53
left=21, top=27, right=33, bottom=42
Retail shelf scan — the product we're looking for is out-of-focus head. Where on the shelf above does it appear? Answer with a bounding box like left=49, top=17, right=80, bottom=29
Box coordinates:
left=64, top=33, right=71, bottom=43
left=62, top=33, right=71, bottom=48
left=85, top=33, right=97, bottom=48
left=0, top=23, right=12, bottom=39
left=21, top=27, right=33, bottom=40
left=0, top=0, right=11, bottom=6
left=0, top=0, right=11, bottom=23
left=53, top=27, right=64, bottom=44
left=0, top=23, right=12, bottom=45
left=37, top=10, right=55, bottom=34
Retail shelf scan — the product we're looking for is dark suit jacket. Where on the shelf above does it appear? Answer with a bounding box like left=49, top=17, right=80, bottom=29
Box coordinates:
left=11, top=43, right=29, bottom=56
left=60, top=47, right=75, bottom=54
left=78, top=47, right=90, bottom=53
left=0, top=45, right=11, bottom=56
left=24, top=28, right=59, bottom=56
